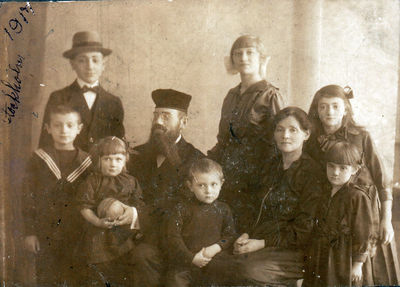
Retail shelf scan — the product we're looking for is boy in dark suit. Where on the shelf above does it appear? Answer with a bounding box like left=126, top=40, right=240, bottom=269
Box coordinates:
left=39, top=31, right=125, bottom=152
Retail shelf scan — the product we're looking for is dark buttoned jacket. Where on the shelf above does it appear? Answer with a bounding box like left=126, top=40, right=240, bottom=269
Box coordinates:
left=39, top=80, right=125, bottom=152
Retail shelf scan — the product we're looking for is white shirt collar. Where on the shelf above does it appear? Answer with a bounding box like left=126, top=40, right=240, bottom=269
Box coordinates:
left=175, top=134, right=182, bottom=144
left=76, top=78, right=99, bottom=88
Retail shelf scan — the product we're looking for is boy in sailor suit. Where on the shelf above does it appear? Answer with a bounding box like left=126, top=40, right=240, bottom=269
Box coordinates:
left=39, top=31, right=125, bottom=152
left=23, top=105, right=92, bottom=285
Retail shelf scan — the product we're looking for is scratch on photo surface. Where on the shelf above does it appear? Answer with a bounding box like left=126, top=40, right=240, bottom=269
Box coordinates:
left=46, top=28, right=54, bottom=38
left=88, top=263, right=111, bottom=287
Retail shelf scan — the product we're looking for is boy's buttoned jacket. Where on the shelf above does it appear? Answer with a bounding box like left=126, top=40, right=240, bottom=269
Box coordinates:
left=39, top=80, right=125, bottom=152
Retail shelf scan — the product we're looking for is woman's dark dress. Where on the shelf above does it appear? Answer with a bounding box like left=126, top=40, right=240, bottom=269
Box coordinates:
left=208, top=80, right=284, bottom=232
left=226, top=153, right=325, bottom=286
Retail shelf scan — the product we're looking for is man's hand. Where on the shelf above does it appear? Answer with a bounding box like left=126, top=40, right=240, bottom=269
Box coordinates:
left=25, top=235, right=40, bottom=254
left=192, top=248, right=211, bottom=268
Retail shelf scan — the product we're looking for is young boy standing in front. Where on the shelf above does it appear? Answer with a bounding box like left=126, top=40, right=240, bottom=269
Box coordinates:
left=23, top=105, right=92, bottom=285
left=39, top=31, right=125, bottom=152
left=165, top=158, right=236, bottom=287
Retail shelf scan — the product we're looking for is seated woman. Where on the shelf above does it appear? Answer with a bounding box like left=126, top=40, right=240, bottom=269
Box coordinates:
left=231, top=107, right=325, bottom=286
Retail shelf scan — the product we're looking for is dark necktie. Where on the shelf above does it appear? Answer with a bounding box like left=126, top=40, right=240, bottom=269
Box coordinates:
left=81, top=85, right=100, bottom=94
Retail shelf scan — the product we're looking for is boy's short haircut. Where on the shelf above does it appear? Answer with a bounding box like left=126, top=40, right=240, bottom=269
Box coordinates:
left=46, top=105, right=82, bottom=124
left=187, top=158, right=224, bottom=182
left=326, top=141, right=362, bottom=166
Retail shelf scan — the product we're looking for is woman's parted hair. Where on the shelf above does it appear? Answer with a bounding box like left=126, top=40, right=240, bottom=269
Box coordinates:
left=308, top=85, right=358, bottom=135
left=325, top=141, right=362, bottom=166
left=225, top=35, right=269, bottom=77
left=273, top=106, right=313, bottom=133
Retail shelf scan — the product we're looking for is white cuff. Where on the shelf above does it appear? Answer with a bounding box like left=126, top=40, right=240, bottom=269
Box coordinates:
left=130, top=207, right=140, bottom=230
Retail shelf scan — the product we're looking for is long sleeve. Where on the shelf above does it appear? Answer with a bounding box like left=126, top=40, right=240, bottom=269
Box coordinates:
left=207, top=90, right=234, bottom=162
left=248, top=87, right=284, bottom=140
left=362, top=132, right=391, bottom=201
left=166, top=204, right=195, bottom=266
left=218, top=204, right=236, bottom=249
left=21, top=157, right=38, bottom=236
left=126, top=177, right=151, bottom=230
left=350, top=188, right=377, bottom=263
left=111, top=96, right=125, bottom=139
left=76, top=175, right=98, bottom=211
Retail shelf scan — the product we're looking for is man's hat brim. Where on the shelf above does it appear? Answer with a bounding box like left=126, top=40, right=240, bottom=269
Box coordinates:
left=63, top=46, right=112, bottom=59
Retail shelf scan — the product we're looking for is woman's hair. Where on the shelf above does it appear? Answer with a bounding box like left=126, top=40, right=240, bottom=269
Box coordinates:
left=187, top=158, right=224, bottom=182
left=273, top=106, right=313, bottom=133
left=325, top=141, right=362, bottom=166
left=308, top=85, right=359, bottom=135
left=91, top=136, right=129, bottom=171
left=225, top=35, right=269, bottom=78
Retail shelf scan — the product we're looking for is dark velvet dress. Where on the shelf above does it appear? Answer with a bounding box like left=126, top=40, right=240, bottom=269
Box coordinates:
left=208, top=80, right=284, bottom=232
left=305, top=124, right=400, bottom=285
left=304, top=182, right=378, bottom=287
left=76, top=172, right=145, bottom=264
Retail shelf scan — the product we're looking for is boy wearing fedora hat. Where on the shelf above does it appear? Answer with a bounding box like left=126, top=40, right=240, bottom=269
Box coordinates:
left=39, top=31, right=125, bottom=152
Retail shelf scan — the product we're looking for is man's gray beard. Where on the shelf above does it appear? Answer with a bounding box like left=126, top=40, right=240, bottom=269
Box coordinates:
left=149, top=129, right=182, bottom=167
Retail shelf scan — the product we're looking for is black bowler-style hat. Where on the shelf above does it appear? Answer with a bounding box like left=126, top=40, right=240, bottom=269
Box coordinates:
left=63, top=31, right=112, bottom=59
left=152, top=89, right=192, bottom=113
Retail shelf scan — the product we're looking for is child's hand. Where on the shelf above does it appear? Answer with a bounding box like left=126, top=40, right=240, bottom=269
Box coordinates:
left=97, top=218, right=115, bottom=229
left=203, top=244, right=222, bottom=258
left=192, top=248, right=211, bottom=268
left=24, top=235, right=40, bottom=254
left=114, top=206, right=133, bottom=226
left=351, top=262, right=363, bottom=282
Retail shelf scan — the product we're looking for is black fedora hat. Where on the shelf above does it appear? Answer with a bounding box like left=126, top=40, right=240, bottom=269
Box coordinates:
left=63, top=31, right=112, bottom=59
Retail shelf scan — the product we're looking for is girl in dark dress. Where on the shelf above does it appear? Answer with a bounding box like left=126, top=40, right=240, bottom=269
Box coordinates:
left=227, top=107, right=324, bottom=286
left=208, top=35, right=285, bottom=232
left=77, top=137, right=162, bottom=287
left=305, top=142, right=379, bottom=287
left=306, top=85, right=400, bottom=285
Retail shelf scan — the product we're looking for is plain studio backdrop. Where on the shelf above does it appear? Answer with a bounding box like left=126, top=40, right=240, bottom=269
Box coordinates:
left=0, top=0, right=399, bottom=283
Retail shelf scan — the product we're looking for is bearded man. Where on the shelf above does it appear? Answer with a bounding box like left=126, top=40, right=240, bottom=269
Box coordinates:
left=127, top=89, right=204, bottom=214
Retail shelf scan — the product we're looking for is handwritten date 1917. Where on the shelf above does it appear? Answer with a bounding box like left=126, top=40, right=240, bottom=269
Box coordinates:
left=3, top=2, right=35, bottom=41
left=1, top=55, right=24, bottom=124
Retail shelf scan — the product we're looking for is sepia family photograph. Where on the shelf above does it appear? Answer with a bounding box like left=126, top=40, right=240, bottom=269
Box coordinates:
left=1, top=0, right=400, bottom=286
